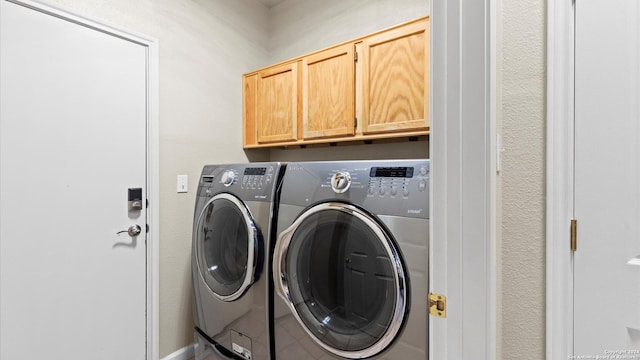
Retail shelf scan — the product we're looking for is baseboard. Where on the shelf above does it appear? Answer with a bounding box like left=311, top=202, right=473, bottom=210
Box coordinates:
left=161, top=343, right=195, bottom=360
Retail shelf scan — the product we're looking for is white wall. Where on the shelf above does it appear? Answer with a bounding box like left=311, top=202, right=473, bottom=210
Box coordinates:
left=41, top=0, right=269, bottom=356
left=268, top=0, right=429, bottom=64
left=497, top=0, right=546, bottom=358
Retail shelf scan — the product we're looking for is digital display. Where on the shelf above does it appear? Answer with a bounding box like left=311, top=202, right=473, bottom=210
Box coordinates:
left=201, top=176, right=214, bottom=183
left=370, top=167, right=414, bottom=178
left=244, top=168, right=266, bottom=175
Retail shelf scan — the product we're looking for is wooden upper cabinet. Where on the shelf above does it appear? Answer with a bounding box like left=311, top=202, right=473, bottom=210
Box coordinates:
left=242, top=16, right=430, bottom=148
left=256, top=62, right=299, bottom=144
left=302, top=43, right=355, bottom=140
left=361, top=18, right=429, bottom=134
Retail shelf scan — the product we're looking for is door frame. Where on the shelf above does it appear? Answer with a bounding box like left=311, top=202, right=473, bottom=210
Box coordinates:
left=430, top=0, right=497, bottom=358
left=546, top=0, right=575, bottom=358
left=1, top=1, right=161, bottom=358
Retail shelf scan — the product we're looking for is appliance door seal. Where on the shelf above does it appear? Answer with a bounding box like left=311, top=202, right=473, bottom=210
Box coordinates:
left=273, top=201, right=408, bottom=359
left=195, top=193, right=260, bottom=302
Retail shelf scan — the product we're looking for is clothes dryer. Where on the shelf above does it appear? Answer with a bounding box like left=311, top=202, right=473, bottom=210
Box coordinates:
left=193, top=163, right=284, bottom=360
left=272, top=160, right=429, bottom=359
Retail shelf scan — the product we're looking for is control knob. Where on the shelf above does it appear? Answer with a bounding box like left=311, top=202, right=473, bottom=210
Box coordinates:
left=220, top=170, right=236, bottom=187
left=331, top=171, right=352, bottom=193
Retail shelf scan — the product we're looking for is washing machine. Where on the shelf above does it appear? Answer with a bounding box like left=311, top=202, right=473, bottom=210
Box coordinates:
left=192, top=162, right=285, bottom=360
left=272, top=160, right=429, bottom=359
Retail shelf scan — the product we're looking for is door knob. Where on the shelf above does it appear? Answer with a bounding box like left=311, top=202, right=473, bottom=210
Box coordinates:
left=117, top=225, right=142, bottom=237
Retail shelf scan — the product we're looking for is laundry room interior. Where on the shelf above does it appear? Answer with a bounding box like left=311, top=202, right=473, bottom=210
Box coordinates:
left=0, top=0, right=550, bottom=359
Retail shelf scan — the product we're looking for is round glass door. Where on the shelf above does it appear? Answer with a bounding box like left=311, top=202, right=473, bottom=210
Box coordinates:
left=274, top=202, right=408, bottom=359
left=196, top=193, right=259, bottom=301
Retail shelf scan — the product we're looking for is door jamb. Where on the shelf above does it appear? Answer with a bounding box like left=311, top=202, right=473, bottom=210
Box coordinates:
left=430, top=0, right=497, bottom=358
left=5, top=1, right=161, bottom=359
left=546, top=0, right=575, bottom=358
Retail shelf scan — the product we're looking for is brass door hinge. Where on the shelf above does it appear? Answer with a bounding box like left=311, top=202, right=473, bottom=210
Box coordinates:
left=571, top=219, right=577, bottom=252
left=354, top=117, right=358, bottom=128
left=428, top=293, right=447, bottom=318
left=354, top=51, right=358, bottom=62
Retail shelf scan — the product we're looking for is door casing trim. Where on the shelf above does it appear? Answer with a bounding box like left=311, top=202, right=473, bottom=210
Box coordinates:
left=546, top=0, right=575, bottom=358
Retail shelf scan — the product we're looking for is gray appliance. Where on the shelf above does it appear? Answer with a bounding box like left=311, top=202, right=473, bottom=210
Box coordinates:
left=193, top=163, right=285, bottom=360
left=272, top=160, right=429, bottom=359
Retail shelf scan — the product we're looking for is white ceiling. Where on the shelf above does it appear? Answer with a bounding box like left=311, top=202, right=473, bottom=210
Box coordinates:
left=254, top=0, right=285, bottom=8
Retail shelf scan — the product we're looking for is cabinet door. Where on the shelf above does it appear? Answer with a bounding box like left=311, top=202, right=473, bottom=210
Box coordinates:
left=361, top=18, right=429, bottom=134
left=257, top=62, right=298, bottom=143
left=243, top=73, right=258, bottom=147
left=302, top=44, right=355, bottom=139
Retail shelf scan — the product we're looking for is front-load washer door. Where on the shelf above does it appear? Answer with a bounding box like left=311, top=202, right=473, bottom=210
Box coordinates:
left=195, top=193, right=260, bottom=302
left=273, top=202, right=408, bottom=359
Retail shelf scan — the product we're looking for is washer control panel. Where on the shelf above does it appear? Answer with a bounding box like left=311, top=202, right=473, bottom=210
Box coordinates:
left=282, top=160, right=430, bottom=218
left=322, top=164, right=429, bottom=200
left=368, top=166, right=421, bottom=199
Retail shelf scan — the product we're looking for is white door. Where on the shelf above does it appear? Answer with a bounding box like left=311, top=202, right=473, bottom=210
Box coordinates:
left=574, top=0, right=640, bottom=356
left=0, top=1, right=148, bottom=359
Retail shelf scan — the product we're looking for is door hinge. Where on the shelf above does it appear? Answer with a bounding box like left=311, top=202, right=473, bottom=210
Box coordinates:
left=354, top=117, right=358, bottom=128
left=428, top=293, right=447, bottom=318
left=354, top=51, right=358, bottom=62
left=571, top=219, right=577, bottom=252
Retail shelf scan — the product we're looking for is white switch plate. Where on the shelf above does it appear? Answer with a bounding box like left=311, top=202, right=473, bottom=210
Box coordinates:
left=177, top=175, right=188, bottom=193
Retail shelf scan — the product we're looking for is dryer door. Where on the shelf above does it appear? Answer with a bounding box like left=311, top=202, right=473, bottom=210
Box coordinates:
left=273, top=202, right=408, bottom=359
left=195, top=193, right=260, bottom=301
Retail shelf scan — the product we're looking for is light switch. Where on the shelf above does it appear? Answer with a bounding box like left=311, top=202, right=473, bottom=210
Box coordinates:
left=177, top=175, right=188, bottom=193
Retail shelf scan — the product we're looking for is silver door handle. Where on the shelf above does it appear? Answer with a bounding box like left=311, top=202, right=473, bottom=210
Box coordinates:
left=117, top=225, right=142, bottom=237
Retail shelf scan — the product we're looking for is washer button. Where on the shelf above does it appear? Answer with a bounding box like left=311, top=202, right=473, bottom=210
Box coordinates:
left=390, top=186, right=397, bottom=196
left=419, top=180, right=427, bottom=192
